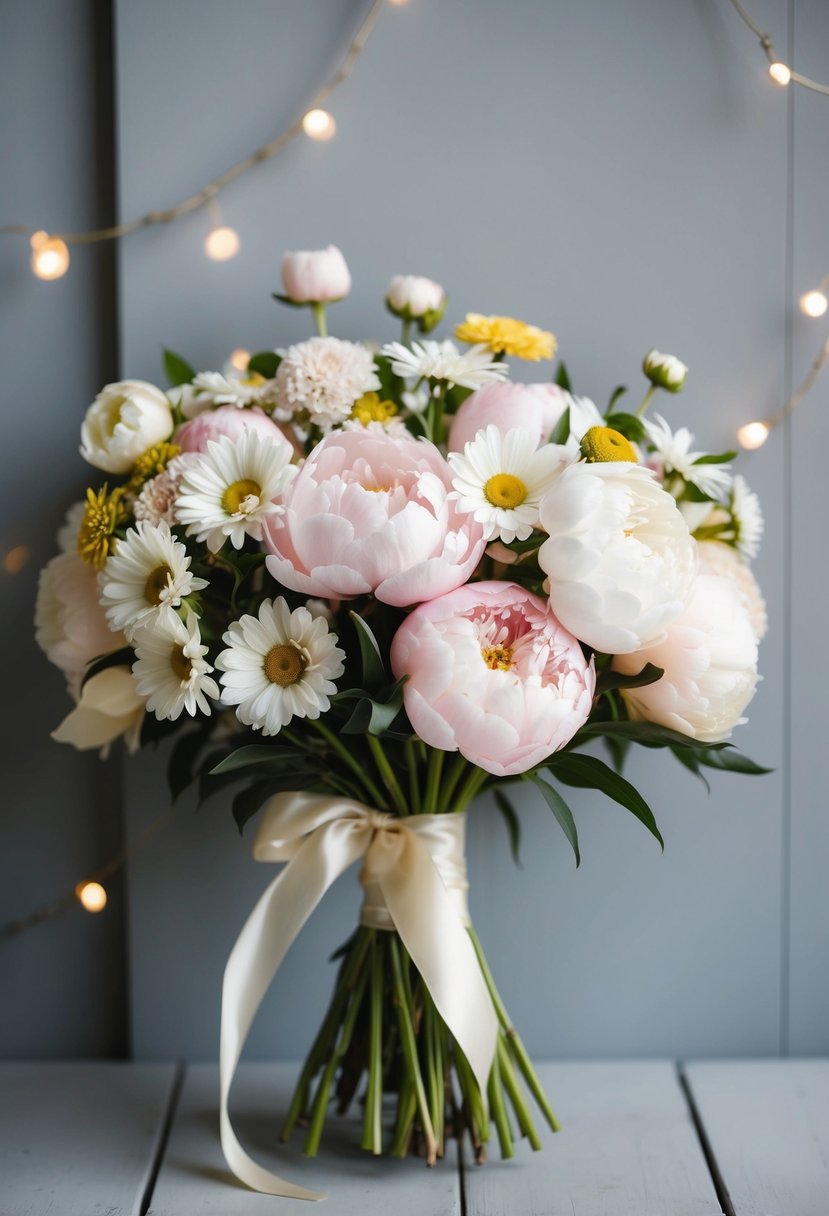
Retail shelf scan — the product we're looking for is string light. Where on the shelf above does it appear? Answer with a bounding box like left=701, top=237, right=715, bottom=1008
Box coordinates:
left=768, top=61, right=792, bottom=86
left=30, top=231, right=70, bottom=281
left=0, top=0, right=387, bottom=280
left=205, top=225, right=241, bottom=261
left=737, top=336, right=829, bottom=450
left=75, top=881, right=107, bottom=913
left=229, top=347, right=251, bottom=371
left=799, top=284, right=829, bottom=318
left=737, top=421, right=771, bottom=451
left=727, top=0, right=829, bottom=96
left=302, top=108, right=337, bottom=140
left=3, top=546, right=30, bottom=574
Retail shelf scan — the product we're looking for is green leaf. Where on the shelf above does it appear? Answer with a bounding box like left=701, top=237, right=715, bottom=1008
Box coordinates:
left=550, top=752, right=663, bottom=850
left=694, top=747, right=773, bottom=775
left=80, top=647, right=135, bottom=691
left=554, top=361, right=572, bottom=392
left=574, top=719, right=729, bottom=750
left=604, top=412, right=648, bottom=444
left=209, top=744, right=307, bottom=776
left=232, top=781, right=275, bottom=834
left=596, top=662, right=664, bottom=696
left=604, top=734, right=630, bottom=774
left=550, top=406, right=571, bottom=446
left=341, top=696, right=403, bottom=736
left=493, top=789, right=522, bottom=867
left=162, top=348, right=195, bottom=387
left=606, top=385, right=628, bottom=412
left=525, top=773, right=580, bottom=867
left=670, top=746, right=711, bottom=792
left=350, top=612, right=386, bottom=689
left=692, top=451, right=736, bottom=465
left=272, top=292, right=306, bottom=308
left=247, top=350, right=281, bottom=379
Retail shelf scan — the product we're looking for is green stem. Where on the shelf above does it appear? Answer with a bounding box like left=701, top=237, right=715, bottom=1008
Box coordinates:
left=636, top=383, right=656, bottom=417
left=308, top=718, right=387, bottom=809
left=388, top=935, right=437, bottom=1165
left=303, top=938, right=372, bottom=1156
left=487, top=1047, right=514, bottom=1159
left=390, top=1073, right=417, bottom=1158
left=440, top=753, right=470, bottom=811
left=367, top=736, right=409, bottom=816
left=423, top=748, right=445, bottom=814
left=497, top=1035, right=542, bottom=1150
left=454, top=1046, right=489, bottom=1146
left=467, top=925, right=561, bottom=1133
left=280, top=928, right=372, bottom=1141
left=311, top=301, right=328, bottom=337
left=401, top=318, right=413, bottom=346
left=361, top=940, right=384, bottom=1154
left=404, top=740, right=422, bottom=814
left=423, top=991, right=444, bottom=1156
left=454, top=765, right=489, bottom=813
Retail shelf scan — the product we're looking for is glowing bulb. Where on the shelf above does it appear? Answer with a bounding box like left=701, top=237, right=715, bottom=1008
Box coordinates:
left=76, top=881, right=107, bottom=913
left=388, top=0, right=410, bottom=5
left=205, top=226, right=240, bottom=261
left=3, top=546, right=30, bottom=574
left=799, top=289, right=828, bottom=318
left=768, top=61, right=792, bottom=85
left=229, top=347, right=250, bottom=371
left=30, top=232, right=70, bottom=280
left=302, top=109, right=336, bottom=140
left=737, top=421, right=770, bottom=450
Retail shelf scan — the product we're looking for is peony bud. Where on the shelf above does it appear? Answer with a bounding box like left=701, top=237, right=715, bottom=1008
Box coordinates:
left=642, top=349, right=688, bottom=392
left=385, top=275, right=447, bottom=333
left=80, top=380, right=174, bottom=474
left=280, top=245, right=351, bottom=304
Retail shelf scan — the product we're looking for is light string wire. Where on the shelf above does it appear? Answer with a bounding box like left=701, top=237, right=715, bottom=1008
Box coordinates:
left=727, top=0, right=829, bottom=448
left=0, top=0, right=386, bottom=249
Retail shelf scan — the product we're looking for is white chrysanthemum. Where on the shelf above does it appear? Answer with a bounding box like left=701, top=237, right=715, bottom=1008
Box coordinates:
left=175, top=430, right=297, bottom=553
left=56, top=501, right=87, bottom=553
left=643, top=414, right=732, bottom=499
left=448, top=425, right=563, bottom=543
left=35, top=551, right=125, bottom=697
left=192, top=370, right=271, bottom=408
left=538, top=461, right=697, bottom=654
left=613, top=572, right=759, bottom=742
left=380, top=340, right=509, bottom=390
left=697, top=540, right=767, bottom=640
left=274, top=336, right=380, bottom=427
left=215, top=598, right=345, bottom=736
left=98, top=519, right=208, bottom=638
left=133, top=454, right=198, bottom=526
left=132, top=612, right=219, bottom=721
left=730, top=474, right=763, bottom=559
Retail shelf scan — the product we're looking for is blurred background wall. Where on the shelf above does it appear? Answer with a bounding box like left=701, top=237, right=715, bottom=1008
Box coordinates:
left=1, top=0, right=826, bottom=1062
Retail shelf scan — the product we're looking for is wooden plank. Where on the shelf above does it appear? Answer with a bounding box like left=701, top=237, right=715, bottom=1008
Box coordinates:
left=463, top=1061, right=722, bottom=1216
left=147, top=1063, right=461, bottom=1215
left=0, top=1061, right=177, bottom=1216
left=685, top=1060, right=829, bottom=1216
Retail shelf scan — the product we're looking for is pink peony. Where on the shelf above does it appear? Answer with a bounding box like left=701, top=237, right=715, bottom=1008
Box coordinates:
left=612, top=572, right=759, bottom=742
left=390, top=581, right=596, bottom=777
left=264, top=430, right=486, bottom=607
left=35, top=551, right=126, bottom=698
left=281, top=245, right=351, bottom=304
left=448, top=382, right=565, bottom=453
left=174, top=405, right=292, bottom=454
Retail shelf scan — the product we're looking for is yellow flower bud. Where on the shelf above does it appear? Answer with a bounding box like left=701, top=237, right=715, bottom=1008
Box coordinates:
left=580, top=426, right=636, bottom=463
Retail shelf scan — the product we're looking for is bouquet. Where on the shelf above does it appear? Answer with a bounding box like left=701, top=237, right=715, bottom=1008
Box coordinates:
left=35, top=244, right=768, bottom=1198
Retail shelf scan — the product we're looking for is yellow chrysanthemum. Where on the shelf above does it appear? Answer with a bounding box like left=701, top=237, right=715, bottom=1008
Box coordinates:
left=455, top=313, right=557, bottom=361
left=77, top=484, right=128, bottom=569
left=127, top=441, right=182, bottom=491
left=349, top=391, right=398, bottom=426
left=580, top=426, right=637, bottom=463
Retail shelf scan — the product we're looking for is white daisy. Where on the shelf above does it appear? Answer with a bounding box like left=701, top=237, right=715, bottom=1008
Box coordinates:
left=215, top=598, right=345, bottom=736
left=447, top=425, right=563, bottom=543
left=192, top=370, right=271, bottom=408
left=175, top=430, right=297, bottom=553
left=643, top=413, right=732, bottom=499
left=380, top=339, right=509, bottom=390
left=730, top=474, right=764, bottom=559
left=98, top=520, right=208, bottom=638
left=132, top=612, right=219, bottom=721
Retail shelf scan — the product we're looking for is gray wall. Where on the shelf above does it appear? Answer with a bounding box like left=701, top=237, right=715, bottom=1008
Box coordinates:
left=2, top=0, right=827, bottom=1062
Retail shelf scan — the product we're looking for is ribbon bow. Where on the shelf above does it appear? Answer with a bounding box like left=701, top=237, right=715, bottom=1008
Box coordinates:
left=220, top=791, right=498, bottom=1200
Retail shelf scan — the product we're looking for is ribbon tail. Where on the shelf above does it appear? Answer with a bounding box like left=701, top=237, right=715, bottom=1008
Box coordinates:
left=219, top=825, right=366, bottom=1199
left=376, top=834, right=499, bottom=1105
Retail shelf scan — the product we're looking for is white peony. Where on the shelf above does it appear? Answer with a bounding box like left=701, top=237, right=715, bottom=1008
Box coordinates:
left=51, top=666, right=146, bottom=755
left=612, top=572, right=759, bottom=742
left=35, top=551, right=126, bottom=697
left=538, top=461, right=697, bottom=654
left=697, top=540, right=767, bottom=641
left=80, top=380, right=174, bottom=473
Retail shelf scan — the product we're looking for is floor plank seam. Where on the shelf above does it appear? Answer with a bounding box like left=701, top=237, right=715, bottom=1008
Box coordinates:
left=137, top=1061, right=185, bottom=1216
left=677, top=1064, right=735, bottom=1216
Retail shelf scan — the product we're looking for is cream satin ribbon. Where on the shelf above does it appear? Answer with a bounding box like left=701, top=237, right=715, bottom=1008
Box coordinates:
left=219, top=791, right=498, bottom=1200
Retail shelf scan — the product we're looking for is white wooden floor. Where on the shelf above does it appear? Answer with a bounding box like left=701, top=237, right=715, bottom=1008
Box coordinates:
left=2, top=1059, right=828, bottom=1215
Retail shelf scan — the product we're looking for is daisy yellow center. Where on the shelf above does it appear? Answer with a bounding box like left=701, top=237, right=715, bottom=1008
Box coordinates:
left=222, top=478, right=262, bottom=514
left=482, top=644, right=513, bottom=671
left=170, top=644, right=193, bottom=682
left=350, top=391, right=398, bottom=426
left=580, top=426, right=636, bottom=463
left=144, top=564, right=173, bottom=605
left=264, top=643, right=307, bottom=687
left=484, top=473, right=527, bottom=509
left=242, top=372, right=266, bottom=386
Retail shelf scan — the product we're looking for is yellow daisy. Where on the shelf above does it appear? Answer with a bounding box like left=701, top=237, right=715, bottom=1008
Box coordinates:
left=77, top=484, right=128, bottom=569
left=127, top=441, right=183, bottom=491
left=455, top=313, right=557, bottom=361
